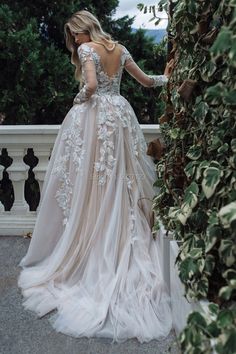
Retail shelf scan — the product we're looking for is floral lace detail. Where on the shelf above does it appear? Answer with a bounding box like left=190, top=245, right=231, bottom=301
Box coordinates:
left=148, top=74, right=168, bottom=87
left=76, top=44, right=129, bottom=97
left=74, top=45, right=136, bottom=185
left=125, top=174, right=138, bottom=245
left=55, top=174, right=73, bottom=226
left=94, top=100, right=118, bottom=185
left=52, top=110, right=86, bottom=225
left=57, top=44, right=147, bottom=195
left=73, top=45, right=96, bottom=105
left=77, top=44, right=94, bottom=64
left=130, top=113, right=147, bottom=157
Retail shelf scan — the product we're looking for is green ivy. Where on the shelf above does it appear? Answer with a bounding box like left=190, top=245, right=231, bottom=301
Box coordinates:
left=140, top=0, right=236, bottom=352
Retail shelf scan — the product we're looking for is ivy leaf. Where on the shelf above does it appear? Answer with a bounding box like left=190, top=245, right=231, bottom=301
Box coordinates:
left=223, top=90, right=236, bottom=105
left=189, top=247, right=202, bottom=259
left=229, top=155, right=236, bottom=169
left=208, top=303, right=219, bottom=316
left=219, top=239, right=236, bottom=267
left=202, top=167, right=223, bottom=199
left=208, top=210, right=219, bottom=225
left=185, top=181, right=199, bottom=196
left=210, top=136, right=223, bottom=151
left=217, top=309, right=234, bottom=328
left=211, top=28, right=233, bottom=55
left=153, top=178, right=164, bottom=187
left=219, top=285, right=233, bottom=300
left=229, top=41, right=236, bottom=64
left=181, top=181, right=199, bottom=209
left=177, top=204, right=193, bottom=225
left=218, top=202, right=236, bottom=228
left=231, top=139, right=236, bottom=153
left=137, top=3, right=145, bottom=11
left=187, top=311, right=207, bottom=327
left=205, top=224, right=222, bottom=252
left=179, top=257, right=198, bottom=280
left=193, top=101, right=209, bottom=119
left=222, top=269, right=236, bottom=281
left=201, top=61, right=217, bottom=82
left=205, top=82, right=226, bottom=104
left=207, top=322, right=221, bottom=337
left=197, top=257, right=206, bottom=273
left=193, top=275, right=209, bottom=297
left=204, top=254, right=215, bottom=276
left=169, top=128, right=180, bottom=139
left=222, top=328, right=236, bottom=354
left=217, top=143, right=229, bottom=154
left=186, top=145, right=202, bottom=160
left=196, top=160, right=210, bottom=180
left=184, top=161, right=198, bottom=178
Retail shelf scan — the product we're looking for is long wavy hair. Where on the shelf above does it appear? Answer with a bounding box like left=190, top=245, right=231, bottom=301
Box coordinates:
left=64, top=10, right=118, bottom=81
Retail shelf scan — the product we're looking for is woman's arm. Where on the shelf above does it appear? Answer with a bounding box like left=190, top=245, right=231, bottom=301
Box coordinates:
left=123, top=47, right=174, bottom=88
left=73, top=44, right=98, bottom=105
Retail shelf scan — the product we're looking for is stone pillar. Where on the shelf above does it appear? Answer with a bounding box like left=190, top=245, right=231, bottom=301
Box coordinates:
left=6, top=147, right=29, bottom=214
left=0, top=164, right=4, bottom=212
left=33, top=146, right=51, bottom=210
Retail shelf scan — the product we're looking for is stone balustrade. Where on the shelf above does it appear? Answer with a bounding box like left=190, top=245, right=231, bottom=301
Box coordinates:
left=0, top=124, right=161, bottom=236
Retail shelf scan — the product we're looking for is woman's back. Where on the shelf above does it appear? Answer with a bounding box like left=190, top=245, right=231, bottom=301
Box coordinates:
left=85, top=42, right=124, bottom=78
left=77, top=42, right=131, bottom=96
left=77, top=42, right=168, bottom=100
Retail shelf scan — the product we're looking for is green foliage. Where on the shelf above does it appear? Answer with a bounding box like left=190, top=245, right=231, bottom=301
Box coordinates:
left=142, top=0, right=236, bottom=352
left=179, top=303, right=236, bottom=354
left=0, top=0, right=166, bottom=124
left=0, top=3, right=78, bottom=124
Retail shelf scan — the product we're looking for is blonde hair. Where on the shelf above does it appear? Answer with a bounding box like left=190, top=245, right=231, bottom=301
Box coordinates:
left=64, top=10, right=118, bottom=81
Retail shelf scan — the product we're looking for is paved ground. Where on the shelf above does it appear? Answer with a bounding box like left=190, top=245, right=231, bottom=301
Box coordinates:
left=0, top=236, right=180, bottom=354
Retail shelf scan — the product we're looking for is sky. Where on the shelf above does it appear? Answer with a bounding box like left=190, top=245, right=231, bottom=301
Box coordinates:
left=112, top=0, right=168, bottom=29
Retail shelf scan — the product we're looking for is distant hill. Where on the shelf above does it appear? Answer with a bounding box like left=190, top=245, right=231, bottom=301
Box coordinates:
left=132, top=28, right=167, bottom=43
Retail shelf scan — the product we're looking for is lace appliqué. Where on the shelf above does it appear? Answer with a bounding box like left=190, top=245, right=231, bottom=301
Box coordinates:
left=128, top=108, right=147, bottom=158
left=52, top=111, right=85, bottom=225
left=125, top=175, right=138, bottom=245
left=94, top=103, right=117, bottom=185
left=73, top=45, right=95, bottom=105
left=148, top=74, right=168, bottom=87
left=73, top=85, right=89, bottom=105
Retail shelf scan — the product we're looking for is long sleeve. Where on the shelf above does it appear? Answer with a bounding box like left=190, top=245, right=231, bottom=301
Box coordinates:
left=73, top=44, right=98, bottom=105
left=122, top=46, right=168, bottom=88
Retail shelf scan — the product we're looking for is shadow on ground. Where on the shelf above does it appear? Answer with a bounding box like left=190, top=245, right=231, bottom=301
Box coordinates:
left=0, top=236, right=181, bottom=354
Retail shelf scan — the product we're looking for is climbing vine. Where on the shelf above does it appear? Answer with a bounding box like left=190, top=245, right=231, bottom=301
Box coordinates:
left=140, top=0, right=236, bottom=352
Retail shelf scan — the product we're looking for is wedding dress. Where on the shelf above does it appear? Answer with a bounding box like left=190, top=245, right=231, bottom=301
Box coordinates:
left=17, top=43, right=172, bottom=343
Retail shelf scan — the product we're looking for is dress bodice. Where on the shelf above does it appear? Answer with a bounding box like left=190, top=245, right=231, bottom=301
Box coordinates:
left=78, top=43, right=129, bottom=96
left=73, top=42, right=168, bottom=106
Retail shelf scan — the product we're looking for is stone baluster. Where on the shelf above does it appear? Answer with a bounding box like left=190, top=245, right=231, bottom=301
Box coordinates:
left=0, top=164, right=4, bottom=212
left=6, top=147, right=29, bottom=214
left=33, top=146, right=52, bottom=210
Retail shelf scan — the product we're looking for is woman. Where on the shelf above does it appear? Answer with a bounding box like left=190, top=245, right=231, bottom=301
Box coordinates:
left=17, top=10, right=173, bottom=343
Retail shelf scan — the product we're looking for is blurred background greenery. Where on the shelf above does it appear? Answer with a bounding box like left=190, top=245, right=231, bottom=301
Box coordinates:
left=0, top=0, right=167, bottom=125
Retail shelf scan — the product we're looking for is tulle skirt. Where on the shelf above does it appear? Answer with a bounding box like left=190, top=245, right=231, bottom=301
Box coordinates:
left=17, top=94, right=172, bottom=343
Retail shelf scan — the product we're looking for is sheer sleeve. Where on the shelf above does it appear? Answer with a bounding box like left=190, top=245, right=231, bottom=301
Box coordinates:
left=73, top=44, right=98, bottom=105
left=122, top=46, right=168, bottom=87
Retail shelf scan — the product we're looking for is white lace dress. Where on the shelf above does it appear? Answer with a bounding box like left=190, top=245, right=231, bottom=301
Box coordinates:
left=17, top=43, right=172, bottom=343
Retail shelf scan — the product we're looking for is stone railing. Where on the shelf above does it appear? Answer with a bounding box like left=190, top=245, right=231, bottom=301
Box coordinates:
left=0, top=124, right=161, bottom=236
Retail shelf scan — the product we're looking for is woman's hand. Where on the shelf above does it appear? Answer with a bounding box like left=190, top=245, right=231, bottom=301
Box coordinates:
left=164, top=58, right=175, bottom=78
